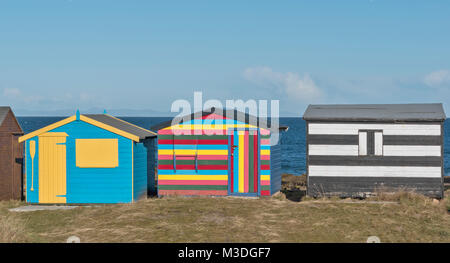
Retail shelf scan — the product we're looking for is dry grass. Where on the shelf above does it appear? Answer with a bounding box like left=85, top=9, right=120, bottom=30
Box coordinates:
left=0, top=178, right=449, bottom=243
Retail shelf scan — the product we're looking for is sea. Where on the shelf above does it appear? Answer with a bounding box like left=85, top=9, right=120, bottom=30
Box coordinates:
left=17, top=117, right=450, bottom=176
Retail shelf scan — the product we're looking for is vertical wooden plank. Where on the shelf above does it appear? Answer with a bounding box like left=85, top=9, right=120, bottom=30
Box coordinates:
left=249, top=131, right=254, bottom=193
left=244, top=130, right=249, bottom=193
left=230, top=132, right=234, bottom=193
left=374, top=131, right=383, bottom=156
left=238, top=130, right=244, bottom=193
left=367, top=131, right=375, bottom=155
left=233, top=130, right=239, bottom=193
left=358, top=131, right=367, bottom=156
left=254, top=132, right=258, bottom=193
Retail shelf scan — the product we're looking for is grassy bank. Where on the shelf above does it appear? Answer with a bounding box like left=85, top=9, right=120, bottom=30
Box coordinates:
left=1, top=175, right=449, bottom=243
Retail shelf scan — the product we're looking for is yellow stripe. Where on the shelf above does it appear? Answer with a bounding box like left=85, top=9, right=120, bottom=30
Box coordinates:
left=238, top=131, right=244, bottom=193
left=158, top=149, right=228, bottom=155
left=163, top=124, right=258, bottom=130
left=80, top=115, right=141, bottom=142
left=261, top=175, right=270, bottom=181
left=38, top=132, right=68, bottom=137
left=19, top=116, right=76, bottom=142
left=260, top=150, right=270, bottom=155
left=158, top=175, right=228, bottom=180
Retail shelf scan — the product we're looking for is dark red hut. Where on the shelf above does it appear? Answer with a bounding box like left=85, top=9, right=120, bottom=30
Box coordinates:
left=0, top=107, right=24, bottom=200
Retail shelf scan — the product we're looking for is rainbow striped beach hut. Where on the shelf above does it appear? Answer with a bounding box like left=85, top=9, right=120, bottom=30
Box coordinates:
left=152, top=108, right=285, bottom=197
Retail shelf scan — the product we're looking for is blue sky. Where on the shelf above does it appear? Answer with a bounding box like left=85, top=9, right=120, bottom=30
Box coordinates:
left=1, top=0, right=450, bottom=116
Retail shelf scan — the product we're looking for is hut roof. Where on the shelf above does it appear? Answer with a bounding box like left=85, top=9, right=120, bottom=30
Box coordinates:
left=0, top=107, right=11, bottom=126
left=303, top=103, right=446, bottom=122
left=151, top=107, right=285, bottom=131
left=19, top=113, right=156, bottom=142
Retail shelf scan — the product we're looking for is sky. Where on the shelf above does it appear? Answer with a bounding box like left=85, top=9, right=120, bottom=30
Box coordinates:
left=1, top=0, right=450, bottom=116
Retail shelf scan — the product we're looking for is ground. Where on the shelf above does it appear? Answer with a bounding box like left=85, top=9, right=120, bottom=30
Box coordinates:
left=1, top=175, right=449, bottom=243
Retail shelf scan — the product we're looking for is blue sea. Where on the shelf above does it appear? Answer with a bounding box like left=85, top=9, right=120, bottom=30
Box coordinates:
left=16, top=117, right=450, bottom=176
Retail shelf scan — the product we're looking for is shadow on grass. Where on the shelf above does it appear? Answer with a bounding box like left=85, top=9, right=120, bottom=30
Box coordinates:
left=281, top=189, right=307, bottom=202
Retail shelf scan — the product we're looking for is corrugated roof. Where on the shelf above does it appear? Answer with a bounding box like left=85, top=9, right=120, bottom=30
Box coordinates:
left=0, top=107, right=11, bottom=126
left=84, top=114, right=156, bottom=139
left=150, top=107, right=278, bottom=131
left=303, top=103, right=446, bottom=122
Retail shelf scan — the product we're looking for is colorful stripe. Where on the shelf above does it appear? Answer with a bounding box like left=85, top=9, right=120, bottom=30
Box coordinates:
left=158, top=190, right=228, bottom=196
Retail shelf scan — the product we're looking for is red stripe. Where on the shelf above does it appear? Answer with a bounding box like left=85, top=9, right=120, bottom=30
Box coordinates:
left=244, top=130, right=249, bottom=193
left=253, top=133, right=258, bottom=193
left=260, top=139, right=270, bottom=145
left=158, top=155, right=228, bottom=160
left=260, top=190, right=270, bottom=196
left=201, top=113, right=228, bottom=119
left=260, top=155, right=270, bottom=160
left=230, top=133, right=234, bottom=192
left=158, top=164, right=228, bottom=170
left=260, top=165, right=270, bottom=170
left=158, top=129, right=229, bottom=135
left=158, top=139, right=228, bottom=145
left=158, top=180, right=228, bottom=185
left=260, top=180, right=270, bottom=185
left=159, top=190, right=228, bottom=196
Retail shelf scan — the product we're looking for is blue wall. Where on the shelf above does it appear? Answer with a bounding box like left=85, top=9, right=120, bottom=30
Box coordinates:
left=133, top=142, right=147, bottom=200
left=26, top=119, right=135, bottom=203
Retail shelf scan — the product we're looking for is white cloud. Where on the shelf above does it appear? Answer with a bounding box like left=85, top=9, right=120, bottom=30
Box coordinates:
left=3, top=88, right=21, bottom=97
left=243, top=67, right=322, bottom=101
left=424, top=69, right=450, bottom=87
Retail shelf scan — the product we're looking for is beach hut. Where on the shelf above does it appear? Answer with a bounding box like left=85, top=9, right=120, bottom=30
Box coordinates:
left=18, top=111, right=157, bottom=204
left=0, top=107, right=24, bottom=201
left=151, top=107, right=284, bottom=197
left=303, top=103, right=446, bottom=198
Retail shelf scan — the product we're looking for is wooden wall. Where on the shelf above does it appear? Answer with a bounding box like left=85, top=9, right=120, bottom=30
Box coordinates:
left=0, top=109, right=23, bottom=201
left=306, top=121, right=444, bottom=198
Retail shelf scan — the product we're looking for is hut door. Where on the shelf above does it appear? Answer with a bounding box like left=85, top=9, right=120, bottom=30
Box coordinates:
left=229, top=129, right=259, bottom=196
left=38, top=132, right=68, bottom=203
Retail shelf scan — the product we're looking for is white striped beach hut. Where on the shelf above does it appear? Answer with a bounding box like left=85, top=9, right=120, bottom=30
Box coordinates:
left=303, top=103, right=446, bottom=198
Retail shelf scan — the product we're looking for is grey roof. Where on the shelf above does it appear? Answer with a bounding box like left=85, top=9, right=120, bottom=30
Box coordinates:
left=303, top=103, right=446, bottom=122
left=150, top=107, right=286, bottom=131
left=0, top=107, right=10, bottom=125
left=84, top=114, right=156, bottom=139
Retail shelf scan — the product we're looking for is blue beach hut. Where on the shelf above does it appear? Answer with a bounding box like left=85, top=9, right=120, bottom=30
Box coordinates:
left=18, top=111, right=157, bottom=204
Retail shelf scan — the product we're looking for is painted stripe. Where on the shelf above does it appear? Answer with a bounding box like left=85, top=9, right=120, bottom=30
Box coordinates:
left=158, top=180, right=228, bottom=185
left=254, top=133, right=258, bottom=193
left=249, top=132, right=254, bottom=193
left=308, top=134, right=359, bottom=145
left=158, top=175, right=228, bottom=180
left=158, top=154, right=228, bottom=160
left=374, top=131, right=383, bottom=156
left=260, top=190, right=270, bottom=196
left=158, top=135, right=228, bottom=140
left=230, top=132, right=234, bottom=193
left=158, top=164, right=228, bottom=170
left=158, top=139, right=228, bottom=145
left=233, top=130, right=239, bottom=193
left=261, top=175, right=270, bottom=180
left=238, top=131, right=244, bottom=193
left=244, top=130, right=249, bottom=193
left=158, top=149, right=227, bottom=155
left=260, top=139, right=270, bottom=145
left=158, top=190, right=228, bottom=195
left=159, top=159, right=228, bottom=165
left=383, top=145, right=441, bottom=156
left=309, top=155, right=441, bottom=167
left=261, top=170, right=270, bottom=175
left=308, top=123, right=441, bottom=136
left=380, top=135, right=441, bottom=145
left=162, top=124, right=258, bottom=130
left=261, top=149, right=270, bottom=155
left=261, top=155, right=270, bottom=160
left=260, top=180, right=270, bottom=185
left=159, top=185, right=228, bottom=190
left=309, top=145, right=359, bottom=156
left=159, top=144, right=228, bottom=150
left=358, top=131, right=367, bottom=156
left=309, top=165, right=442, bottom=178
left=158, top=129, right=229, bottom=135
left=158, top=169, right=227, bottom=175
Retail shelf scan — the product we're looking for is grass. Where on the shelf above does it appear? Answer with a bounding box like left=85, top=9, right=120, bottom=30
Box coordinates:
left=0, top=175, right=449, bottom=243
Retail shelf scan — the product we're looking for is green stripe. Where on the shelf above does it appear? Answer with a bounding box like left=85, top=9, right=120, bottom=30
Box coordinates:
left=260, top=134, right=271, bottom=139
left=159, top=159, right=228, bottom=165
left=261, top=160, right=270, bottom=165
left=249, top=132, right=254, bottom=193
left=260, top=185, right=270, bottom=191
left=158, top=185, right=228, bottom=190
left=158, top=135, right=228, bottom=140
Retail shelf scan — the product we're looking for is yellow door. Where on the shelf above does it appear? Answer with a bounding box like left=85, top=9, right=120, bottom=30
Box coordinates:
left=38, top=132, right=68, bottom=204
